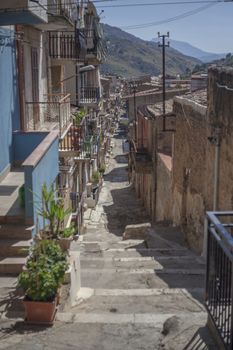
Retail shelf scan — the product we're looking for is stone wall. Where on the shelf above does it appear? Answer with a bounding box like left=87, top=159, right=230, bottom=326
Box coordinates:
left=172, top=97, right=207, bottom=253
left=206, top=67, right=233, bottom=211
left=156, top=154, right=172, bottom=222
left=127, top=88, right=188, bottom=122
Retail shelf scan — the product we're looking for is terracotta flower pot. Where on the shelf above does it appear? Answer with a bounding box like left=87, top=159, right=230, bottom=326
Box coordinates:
left=57, top=237, right=73, bottom=252
left=23, top=296, right=57, bottom=325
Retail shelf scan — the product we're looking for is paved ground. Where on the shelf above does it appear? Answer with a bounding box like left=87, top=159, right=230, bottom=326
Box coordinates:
left=0, top=121, right=216, bottom=349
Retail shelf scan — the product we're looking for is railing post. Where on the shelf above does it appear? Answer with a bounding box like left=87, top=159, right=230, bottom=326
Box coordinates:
left=58, top=100, right=62, bottom=136
left=231, top=265, right=233, bottom=348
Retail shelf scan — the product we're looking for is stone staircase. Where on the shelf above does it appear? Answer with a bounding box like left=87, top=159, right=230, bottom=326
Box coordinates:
left=0, top=217, right=32, bottom=276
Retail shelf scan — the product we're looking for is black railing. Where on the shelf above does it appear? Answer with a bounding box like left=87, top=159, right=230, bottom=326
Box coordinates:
left=49, top=31, right=76, bottom=59
left=206, top=211, right=233, bottom=349
left=79, top=87, right=100, bottom=104
left=49, top=30, right=86, bottom=60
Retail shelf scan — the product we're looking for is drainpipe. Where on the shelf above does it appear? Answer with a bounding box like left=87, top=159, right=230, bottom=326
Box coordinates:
left=213, top=127, right=221, bottom=211
left=16, top=25, right=26, bottom=131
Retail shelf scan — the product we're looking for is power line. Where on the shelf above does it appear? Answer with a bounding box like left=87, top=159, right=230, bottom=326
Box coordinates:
left=120, top=3, right=217, bottom=29
left=0, top=0, right=228, bottom=12
left=96, top=0, right=228, bottom=7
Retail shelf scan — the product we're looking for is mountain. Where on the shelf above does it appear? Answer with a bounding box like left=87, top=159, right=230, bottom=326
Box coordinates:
left=152, top=38, right=226, bottom=63
left=101, top=24, right=200, bottom=78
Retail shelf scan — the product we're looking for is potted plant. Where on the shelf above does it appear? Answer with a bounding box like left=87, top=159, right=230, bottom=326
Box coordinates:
left=91, top=170, right=100, bottom=185
left=18, top=240, right=68, bottom=325
left=58, top=224, right=76, bottom=252
left=37, top=184, right=75, bottom=252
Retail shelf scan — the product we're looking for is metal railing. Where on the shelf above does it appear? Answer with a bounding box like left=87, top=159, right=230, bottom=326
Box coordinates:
left=26, top=94, right=71, bottom=136
left=79, top=87, right=100, bottom=104
left=48, top=0, right=76, bottom=23
left=59, top=122, right=83, bottom=152
left=206, top=211, right=233, bottom=349
left=49, top=30, right=86, bottom=60
left=49, top=31, right=76, bottom=59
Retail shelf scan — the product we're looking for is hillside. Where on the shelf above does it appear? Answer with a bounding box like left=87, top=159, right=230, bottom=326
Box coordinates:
left=193, top=53, right=233, bottom=73
left=152, top=38, right=226, bottom=63
left=101, top=24, right=200, bottom=78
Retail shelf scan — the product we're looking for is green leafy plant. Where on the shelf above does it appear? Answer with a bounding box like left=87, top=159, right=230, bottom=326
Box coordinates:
left=18, top=240, right=68, bottom=302
left=37, top=184, right=71, bottom=239
left=91, top=170, right=100, bottom=184
left=99, top=165, right=106, bottom=174
left=60, top=224, right=76, bottom=238
left=72, top=108, right=86, bottom=125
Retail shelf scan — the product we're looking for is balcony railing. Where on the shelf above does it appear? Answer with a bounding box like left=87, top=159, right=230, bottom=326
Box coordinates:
left=205, top=211, right=233, bottom=349
left=60, top=124, right=99, bottom=159
left=26, top=94, right=71, bottom=136
left=48, top=0, right=76, bottom=24
left=59, top=122, right=83, bottom=152
left=49, top=30, right=86, bottom=60
left=79, top=87, right=100, bottom=105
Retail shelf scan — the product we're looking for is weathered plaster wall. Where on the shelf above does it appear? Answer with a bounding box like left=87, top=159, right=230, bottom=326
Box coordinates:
left=206, top=67, right=233, bottom=211
left=172, top=97, right=207, bottom=253
left=156, top=153, right=172, bottom=222
left=127, top=88, right=188, bottom=122
left=0, top=26, right=20, bottom=178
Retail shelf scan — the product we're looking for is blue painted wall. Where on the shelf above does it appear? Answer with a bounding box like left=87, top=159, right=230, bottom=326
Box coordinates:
left=13, top=131, right=49, bottom=163
left=0, top=27, right=20, bottom=176
left=24, top=136, right=59, bottom=233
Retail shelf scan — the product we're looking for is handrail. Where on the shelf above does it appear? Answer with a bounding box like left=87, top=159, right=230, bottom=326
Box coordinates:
left=205, top=211, right=233, bottom=349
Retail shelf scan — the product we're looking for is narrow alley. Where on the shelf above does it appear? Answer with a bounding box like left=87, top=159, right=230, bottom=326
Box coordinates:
left=0, top=121, right=216, bottom=350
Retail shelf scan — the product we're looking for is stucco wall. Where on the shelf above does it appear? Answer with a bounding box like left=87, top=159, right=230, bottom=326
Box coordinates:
left=0, top=26, right=20, bottom=177
left=206, top=67, right=233, bottom=211
left=13, top=131, right=49, bottom=163
left=23, top=132, right=59, bottom=230
left=172, top=97, right=207, bottom=253
left=156, top=154, right=172, bottom=222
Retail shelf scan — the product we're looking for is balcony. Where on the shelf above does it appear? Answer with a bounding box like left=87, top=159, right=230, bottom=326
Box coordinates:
left=59, top=120, right=99, bottom=160
left=79, top=28, right=107, bottom=63
left=205, top=212, right=233, bottom=349
left=0, top=0, right=47, bottom=25
left=48, top=30, right=86, bottom=61
left=79, top=87, right=100, bottom=106
left=25, top=94, right=71, bottom=136
left=48, top=0, right=76, bottom=24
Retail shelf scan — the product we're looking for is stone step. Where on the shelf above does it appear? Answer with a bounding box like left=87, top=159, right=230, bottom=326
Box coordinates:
left=80, top=255, right=205, bottom=271
left=81, top=268, right=205, bottom=290
left=0, top=240, right=31, bottom=257
left=80, top=247, right=194, bottom=259
left=0, top=257, right=26, bottom=276
left=57, top=310, right=207, bottom=325
left=0, top=215, right=25, bottom=225
left=71, top=288, right=205, bottom=315
left=0, top=224, right=32, bottom=239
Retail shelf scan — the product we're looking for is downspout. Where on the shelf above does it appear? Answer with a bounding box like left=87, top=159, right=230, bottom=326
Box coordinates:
left=213, top=127, right=221, bottom=211
left=152, top=119, right=157, bottom=223
left=16, top=25, right=26, bottom=131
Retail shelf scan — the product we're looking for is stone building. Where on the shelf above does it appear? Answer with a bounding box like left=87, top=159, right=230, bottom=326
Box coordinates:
left=128, top=67, right=233, bottom=255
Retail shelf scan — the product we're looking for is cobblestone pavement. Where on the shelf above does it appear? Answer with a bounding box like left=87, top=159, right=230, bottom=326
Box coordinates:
left=0, top=121, right=216, bottom=349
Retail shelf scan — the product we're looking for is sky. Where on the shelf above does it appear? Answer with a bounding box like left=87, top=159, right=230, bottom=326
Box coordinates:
left=95, top=0, right=233, bottom=53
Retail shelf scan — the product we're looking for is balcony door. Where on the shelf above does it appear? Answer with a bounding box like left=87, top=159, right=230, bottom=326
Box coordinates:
left=31, top=47, right=39, bottom=128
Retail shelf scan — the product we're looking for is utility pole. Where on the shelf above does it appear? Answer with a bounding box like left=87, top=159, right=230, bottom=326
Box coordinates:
left=129, top=81, right=138, bottom=141
left=158, top=32, right=170, bottom=132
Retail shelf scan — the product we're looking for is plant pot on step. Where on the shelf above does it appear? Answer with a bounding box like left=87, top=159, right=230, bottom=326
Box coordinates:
left=57, top=237, right=73, bottom=252
left=23, top=296, right=57, bottom=325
